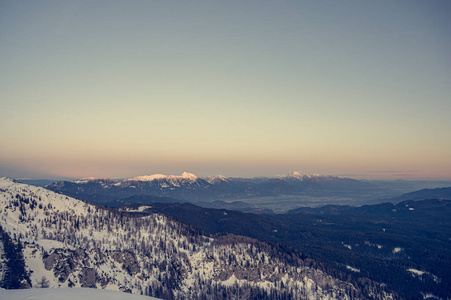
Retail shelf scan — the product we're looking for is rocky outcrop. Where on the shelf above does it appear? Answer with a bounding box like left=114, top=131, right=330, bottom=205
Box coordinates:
left=79, top=267, right=96, bottom=288
left=110, top=251, right=139, bottom=275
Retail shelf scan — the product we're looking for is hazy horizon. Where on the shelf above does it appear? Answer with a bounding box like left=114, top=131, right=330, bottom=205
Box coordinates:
left=6, top=170, right=451, bottom=182
left=2, top=1, right=451, bottom=180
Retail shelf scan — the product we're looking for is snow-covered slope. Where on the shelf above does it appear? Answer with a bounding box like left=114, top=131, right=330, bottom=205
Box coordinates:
left=0, top=178, right=394, bottom=299
left=0, top=287, right=160, bottom=300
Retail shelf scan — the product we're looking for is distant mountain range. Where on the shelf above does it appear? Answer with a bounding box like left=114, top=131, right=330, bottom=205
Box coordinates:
left=390, top=187, right=451, bottom=202
left=45, top=172, right=380, bottom=211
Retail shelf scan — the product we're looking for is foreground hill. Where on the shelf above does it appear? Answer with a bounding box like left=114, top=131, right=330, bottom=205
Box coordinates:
left=0, top=178, right=393, bottom=299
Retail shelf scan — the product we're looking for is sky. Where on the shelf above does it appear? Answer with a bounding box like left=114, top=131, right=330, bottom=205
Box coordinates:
left=1, top=0, right=451, bottom=180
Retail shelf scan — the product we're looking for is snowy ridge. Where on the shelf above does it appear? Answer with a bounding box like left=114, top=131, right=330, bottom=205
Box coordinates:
left=128, top=172, right=199, bottom=182
left=276, top=171, right=322, bottom=180
left=0, top=178, right=395, bottom=299
left=73, top=177, right=98, bottom=184
left=118, top=172, right=205, bottom=189
left=204, top=175, right=228, bottom=184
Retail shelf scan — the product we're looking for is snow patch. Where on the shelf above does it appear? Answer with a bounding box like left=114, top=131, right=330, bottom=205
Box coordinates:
left=346, top=266, right=360, bottom=272
left=36, top=239, right=75, bottom=251
left=422, top=292, right=441, bottom=300
left=290, top=171, right=304, bottom=179
left=123, top=206, right=152, bottom=213
left=204, top=175, right=228, bottom=184
left=407, top=268, right=425, bottom=276
left=73, top=178, right=97, bottom=184
left=129, top=174, right=167, bottom=181
left=393, top=247, right=403, bottom=254
left=276, top=171, right=320, bottom=180
left=364, top=241, right=383, bottom=249
left=222, top=274, right=240, bottom=287
left=0, top=177, right=18, bottom=187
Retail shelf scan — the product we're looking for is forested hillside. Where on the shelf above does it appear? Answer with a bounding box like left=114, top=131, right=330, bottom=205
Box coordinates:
left=143, top=200, right=451, bottom=299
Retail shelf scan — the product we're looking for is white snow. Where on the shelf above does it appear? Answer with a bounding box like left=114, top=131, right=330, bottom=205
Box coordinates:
left=276, top=171, right=308, bottom=180
left=36, top=239, right=75, bottom=251
left=180, top=172, right=198, bottom=180
left=204, top=175, right=228, bottom=184
left=22, top=245, right=61, bottom=288
left=290, top=171, right=304, bottom=179
left=364, top=241, right=383, bottom=249
left=393, top=247, right=403, bottom=254
left=422, top=292, right=441, bottom=300
left=129, top=174, right=168, bottom=181
left=123, top=206, right=152, bottom=212
left=346, top=266, right=360, bottom=273
left=0, top=288, right=160, bottom=300
left=222, top=274, right=240, bottom=287
left=407, top=269, right=440, bottom=283
left=73, top=178, right=97, bottom=184
left=407, top=268, right=425, bottom=276
left=0, top=177, right=17, bottom=187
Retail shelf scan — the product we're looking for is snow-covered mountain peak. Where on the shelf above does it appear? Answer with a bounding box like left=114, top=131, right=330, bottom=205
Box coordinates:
left=129, top=172, right=199, bottom=182
left=290, top=171, right=304, bottom=179
left=72, top=177, right=100, bottom=184
left=277, top=172, right=325, bottom=180
left=276, top=171, right=306, bottom=180
left=179, top=172, right=198, bottom=180
left=204, top=175, right=228, bottom=184
left=0, top=177, right=18, bottom=186
left=1, top=179, right=91, bottom=212
left=130, top=174, right=168, bottom=181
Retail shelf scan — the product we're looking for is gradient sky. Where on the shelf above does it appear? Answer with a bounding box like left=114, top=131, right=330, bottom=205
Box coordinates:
left=1, top=1, right=451, bottom=180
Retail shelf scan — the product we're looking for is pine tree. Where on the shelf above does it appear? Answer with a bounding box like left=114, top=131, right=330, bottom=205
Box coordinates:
left=0, top=225, right=31, bottom=289
left=37, top=276, right=50, bottom=288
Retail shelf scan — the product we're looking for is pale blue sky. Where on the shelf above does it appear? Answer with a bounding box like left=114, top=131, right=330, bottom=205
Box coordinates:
left=1, top=1, right=450, bottom=179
